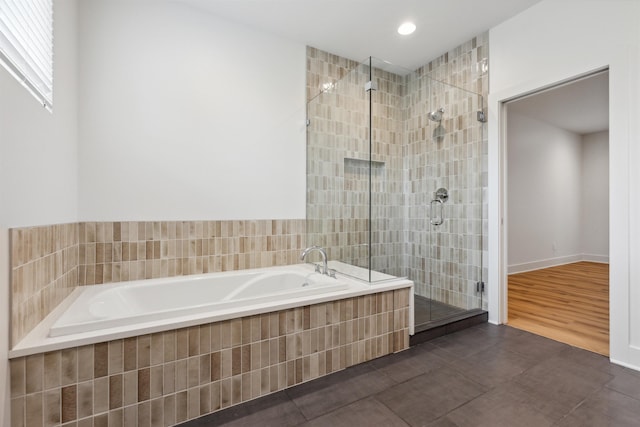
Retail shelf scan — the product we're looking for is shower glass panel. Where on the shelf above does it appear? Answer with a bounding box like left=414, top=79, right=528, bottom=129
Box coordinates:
left=306, top=58, right=375, bottom=281
left=306, top=56, right=485, bottom=330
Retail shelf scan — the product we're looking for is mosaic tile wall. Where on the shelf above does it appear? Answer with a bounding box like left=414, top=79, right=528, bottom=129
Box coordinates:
left=306, top=33, right=488, bottom=310
left=306, top=48, right=406, bottom=279
left=77, top=220, right=306, bottom=286
left=10, top=224, right=79, bottom=347
left=10, top=219, right=306, bottom=348
left=10, top=289, right=410, bottom=427
left=406, top=33, right=489, bottom=310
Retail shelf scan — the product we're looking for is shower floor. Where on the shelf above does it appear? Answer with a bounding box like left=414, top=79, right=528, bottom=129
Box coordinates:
left=414, top=294, right=467, bottom=326
left=412, top=295, right=488, bottom=344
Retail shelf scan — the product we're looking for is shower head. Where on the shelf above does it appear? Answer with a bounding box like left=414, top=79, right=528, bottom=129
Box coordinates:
left=428, top=108, right=445, bottom=122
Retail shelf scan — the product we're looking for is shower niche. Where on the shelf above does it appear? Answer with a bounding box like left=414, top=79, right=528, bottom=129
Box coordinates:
left=306, top=55, right=487, bottom=332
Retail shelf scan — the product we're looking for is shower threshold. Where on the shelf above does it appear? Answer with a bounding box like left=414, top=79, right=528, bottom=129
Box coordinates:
left=411, top=295, right=488, bottom=346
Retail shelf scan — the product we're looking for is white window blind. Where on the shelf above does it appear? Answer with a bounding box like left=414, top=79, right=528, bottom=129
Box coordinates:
left=0, top=0, right=53, bottom=109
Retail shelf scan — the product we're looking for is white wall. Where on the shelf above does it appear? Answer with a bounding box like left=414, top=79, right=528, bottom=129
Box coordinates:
left=507, top=112, right=583, bottom=272
left=488, top=0, right=640, bottom=369
left=77, top=0, right=307, bottom=221
left=581, top=131, right=609, bottom=260
left=0, top=0, right=79, bottom=424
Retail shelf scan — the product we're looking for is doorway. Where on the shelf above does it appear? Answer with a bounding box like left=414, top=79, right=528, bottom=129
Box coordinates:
left=504, top=71, right=610, bottom=355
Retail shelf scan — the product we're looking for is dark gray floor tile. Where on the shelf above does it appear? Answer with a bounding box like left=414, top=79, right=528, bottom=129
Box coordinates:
left=555, top=346, right=612, bottom=373
left=514, top=353, right=613, bottom=420
left=369, top=342, right=448, bottom=383
left=496, top=329, right=570, bottom=360
left=183, top=390, right=305, bottom=426
left=447, top=346, right=539, bottom=388
left=426, top=417, right=461, bottom=427
left=286, top=362, right=397, bottom=420
left=376, top=367, right=487, bottom=426
left=444, top=384, right=554, bottom=427
left=301, top=397, right=410, bottom=427
left=606, top=366, right=640, bottom=400
left=428, top=327, right=504, bottom=362
left=556, top=388, right=640, bottom=427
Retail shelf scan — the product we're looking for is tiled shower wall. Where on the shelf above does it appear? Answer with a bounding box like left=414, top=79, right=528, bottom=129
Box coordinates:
left=306, top=48, right=406, bottom=278
left=406, top=33, right=489, bottom=309
left=306, top=33, right=489, bottom=310
left=10, top=289, right=410, bottom=427
left=10, top=219, right=306, bottom=347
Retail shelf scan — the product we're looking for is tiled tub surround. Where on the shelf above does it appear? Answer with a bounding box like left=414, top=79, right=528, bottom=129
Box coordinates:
left=78, top=220, right=306, bottom=286
left=10, top=219, right=306, bottom=348
left=10, top=289, right=411, bottom=427
left=10, top=224, right=80, bottom=348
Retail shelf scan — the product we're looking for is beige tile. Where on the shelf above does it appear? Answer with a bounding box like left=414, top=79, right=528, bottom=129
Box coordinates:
left=123, top=370, right=138, bottom=407
left=175, top=391, right=188, bottom=423
left=44, top=351, right=61, bottom=390
left=150, top=333, right=163, bottom=366
left=137, top=400, right=151, bottom=427
left=199, top=385, right=211, bottom=415
left=187, top=388, right=200, bottom=420
left=26, top=392, right=44, bottom=427
left=11, top=396, right=25, bottom=427
left=77, top=381, right=93, bottom=419
left=175, top=359, right=188, bottom=392
left=10, top=357, right=25, bottom=397
left=163, top=362, right=175, bottom=395
left=43, top=388, right=61, bottom=427
left=108, top=341, right=123, bottom=375
left=109, top=408, right=123, bottom=427
left=220, top=378, right=231, bottom=409
left=123, top=405, right=137, bottom=427
left=26, top=353, right=44, bottom=394
left=188, top=356, right=200, bottom=388
left=188, top=327, right=200, bottom=356
left=150, top=365, right=163, bottom=399
left=150, top=398, right=164, bottom=426
left=94, top=376, right=109, bottom=414
left=163, top=331, right=176, bottom=362
left=176, top=329, right=189, bottom=360
left=163, top=394, right=176, bottom=427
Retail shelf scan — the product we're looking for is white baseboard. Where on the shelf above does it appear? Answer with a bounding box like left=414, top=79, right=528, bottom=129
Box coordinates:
left=508, top=253, right=609, bottom=275
left=582, top=253, right=610, bottom=264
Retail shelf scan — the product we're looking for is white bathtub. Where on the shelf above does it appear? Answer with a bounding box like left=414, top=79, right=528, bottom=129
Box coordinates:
left=10, top=263, right=414, bottom=358
left=50, top=267, right=348, bottom=337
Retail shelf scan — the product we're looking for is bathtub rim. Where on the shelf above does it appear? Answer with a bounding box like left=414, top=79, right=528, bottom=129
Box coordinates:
left=9, top=263, right=414, bottom=358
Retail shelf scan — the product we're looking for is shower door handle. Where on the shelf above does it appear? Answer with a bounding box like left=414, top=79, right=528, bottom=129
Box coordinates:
left=430, top=199, right=444, bottom=226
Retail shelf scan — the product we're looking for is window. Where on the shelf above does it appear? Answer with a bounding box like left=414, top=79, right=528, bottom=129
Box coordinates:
left=0, top=0, right=53, bottom=109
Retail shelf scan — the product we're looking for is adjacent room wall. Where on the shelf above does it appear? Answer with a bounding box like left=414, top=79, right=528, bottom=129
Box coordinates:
left=507, top=112, right=583, bottom=273
left=581, top=131, right=609, bottom=261
left=0, top=0, right=79, bottom=424
left=77, top=0, right=307, bottom=221
left=488, top=0, right=640, bottom=368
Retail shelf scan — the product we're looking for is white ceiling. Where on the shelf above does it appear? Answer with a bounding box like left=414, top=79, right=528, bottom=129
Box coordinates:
left=507, top=71, right=610, bottom=135
left=176, top=0, right=542, bottom=71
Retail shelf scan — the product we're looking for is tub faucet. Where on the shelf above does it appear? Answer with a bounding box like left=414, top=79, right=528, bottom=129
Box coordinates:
left=300, top=246, right=334, bottom=277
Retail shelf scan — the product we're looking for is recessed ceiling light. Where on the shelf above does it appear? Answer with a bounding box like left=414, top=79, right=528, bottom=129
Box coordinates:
left=397, top=22, right=416, bottom=36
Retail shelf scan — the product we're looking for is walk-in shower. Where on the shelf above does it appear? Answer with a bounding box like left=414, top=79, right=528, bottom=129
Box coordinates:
left=306, top=55, right=487, bottom=334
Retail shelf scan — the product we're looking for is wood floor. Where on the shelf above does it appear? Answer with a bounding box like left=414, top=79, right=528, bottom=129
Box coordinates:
left=508, top=262, right=609, bottom=356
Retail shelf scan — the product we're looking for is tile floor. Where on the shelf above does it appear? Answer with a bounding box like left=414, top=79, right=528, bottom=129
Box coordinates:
left=179, top=324, right=640, bottom=426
